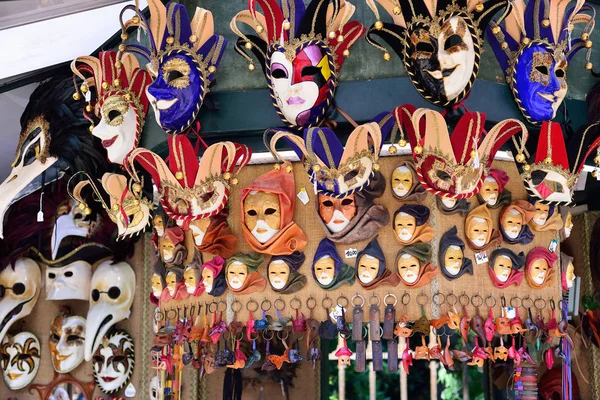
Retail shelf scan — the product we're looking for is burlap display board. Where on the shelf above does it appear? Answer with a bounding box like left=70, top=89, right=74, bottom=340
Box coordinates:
left=159, top=156, right=562, bottom=325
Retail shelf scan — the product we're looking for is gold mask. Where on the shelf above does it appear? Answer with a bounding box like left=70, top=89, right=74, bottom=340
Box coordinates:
left=397, top=254, right=421, bottom=284
left=227, top=262, right=248, bottom=290
left=391, top=166, right=413, bottom=197
left=394, top=212, right=416, bottom=242
left=493, top=255, right=512, bottom=283
left=244, top=191, right=281, bottom=243
left=357, top=255, right=379, bottom=284
left=444, top=246, right=463, bottom=276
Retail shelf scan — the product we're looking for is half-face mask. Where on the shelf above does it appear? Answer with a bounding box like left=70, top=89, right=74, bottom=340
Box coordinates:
left=394, top=104, right=528, bottom=199
left=241, top=163, right=307, bottom=255
left=393, top=205, right=434, bottom=245
left=487, top=0, right=594, bottom=124
left=0, top=332, right=40, bottom=390
left=367, top=0, right=508, bottom=107
left=439, top=226, right=473, bottom=280
left=201, top=256, right=227, bottom=297
left=499, top=200, right=536, bottom=244
left=0, top=258, right=41, bottom=343
left=395, top=243, right=438, bottom=288
left=561, top=253, right=576, bottom=291
left=529, top=200, right=563, bottom=232
left=525, top=247, right=557, bottom=289
left=184, top=265, right=201, bottom=295
left=122, top=0, right=226, bottom=134
left=464, top=204, right=502, bottom=251
left=225, top=253, right=266, bottom=295
left=49, top=314, right=86, bottom=373
left=232, top=0, right=364, bottom=129
left=71, top=51, right=150, bottom=165
left=92, top=329, right=134, bottom=394
left=267, top=252, right=307, bottom=294
left=312, top=238, right=355, bottom=290
left=391, top=161, right=426, bottom=201
left=355, top=236, right=399, bottom=289
left=85, top=260, right=136, bottom=361
left=488, top=248, right=525, bottom=289
left=126, top=135, right=251, bottom=225
left=477, top=169, right=511, bottom=208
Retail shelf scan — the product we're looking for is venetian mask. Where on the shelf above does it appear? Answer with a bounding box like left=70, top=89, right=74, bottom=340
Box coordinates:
left=85, top=261, right=135, bottom=361
left=45, top=261, right=92, bottom=301
left=467, top=217, right=490, bottom=248
left=392, top=165, right=413, bottom=197
left=92, top=330, right=134, bottom=394
left=165, top=271, right=179, bottom=296
left=563, top=212, right=573, bottom=238
left=227, top=261, right=248, bottom=290
left=529, top=259, right=549, bottom=286
left=49, top=315, right=86, bottom=373
left=441, top=197, right=456, bottom=208
left=162, top=235, right=176, bottom=262
left=153, top=214, right=165, bottom=237
left=480, top=176, right=499, bottom=206
left=532, top=201, right=550, bottom=226
left=318, top=193, right=357, bottom=233
left=314, top=256, right=335, bottom=286
left=244, top=191, right=281, bottom=244
left=202, top=268, right=214, bottom=293
left=394, top=212, right=416, bottom=242
left=151, top=273, right=163, bottom=298
left=357, top=254, right=380, bottom=284
left=189, top=217, right=210, bottom=247
left=493, top=255, right=512, bottom=283
left=443, top=245, right=463, bottom=276
left=494, top=344, right=508, bottom=361
left=184, top=267, right=200, bottom=294
left=565, top=261, right=575, bottom=289
left=0, top=332, right=40, bottom=390
left=501, top=208, right=523, bottom=239
left=51, top=200, right=90, bottom=259
left=397, top=253, right=420, bottom=284
left=268, top=259, right=290, bottom=290
left=0, top=258, right=41, bottom=343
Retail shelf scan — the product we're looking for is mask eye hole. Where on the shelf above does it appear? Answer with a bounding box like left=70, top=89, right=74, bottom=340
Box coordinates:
left=166, top=70, right=184, bottom=82
left=301, top=66, right=321, bottom=77
left=64, top=271, right=73, bottom=278
left=416, top=41, right=435, bottom=54
left=555, top=69, right=565, bottom=78
left=108, top=286, right=121, bottom=299
left=436, top=170, right=451, bottom=181
left=264, top=207, right=277, bottom=215
left=271, top=64, right=288, bottom=79
left=12, top=283, right=25, bottom=295
left=48, top=273, right=56, bottom=279
left=535, top=65, right=549, bottom=75
left=246, top=209, right=258, bottom=216
left=108, top=109, right=122, bottom=123
left=322, top=200, right=334, bottom=207
left=341, top=198, right=354, bottom=206
left=444, top=34, right=463, bottom=50
left=91, top=289, right=100, bottom=302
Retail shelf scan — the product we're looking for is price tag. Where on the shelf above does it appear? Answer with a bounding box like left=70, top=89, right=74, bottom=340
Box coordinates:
left=344, top=248, right=358, bottom=259
left=502, top=307, right=516, bottom=319
left=548, top=239, right=558, bottom=253
left=329, top=305, right=345, bottom=321
left=125, top=382, right=137, bottom=397
left=297, top=187, right=310, bottom=205
left=37, top=210, right=44, bottom=222
left=85, top=90, right=91, bottom=103
left=475, top=251, right=488, bottom=265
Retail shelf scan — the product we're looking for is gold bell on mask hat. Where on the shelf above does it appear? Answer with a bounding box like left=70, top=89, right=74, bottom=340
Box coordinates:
left=175, top=171, right=184, bottom=180
left=328, top=31, right=336, bottom=39
left=121, top=33, right=128, bottom=41
left=132, top=183, right=142, bottom=193
left=586, top=63, right=593, bottom=71
left=256, top=25, right=263, bottom=33
left=374, top=21, right=384, bottom=30
left=283, top=21, right=291, bottom=30
left=515, top=153, right=525, bottom=163
left=592, top=170, right=598, bottom=178
left=85, top=104, right=93, bottom=112
left=343, top=50, right=350, bottom=56
left=544, top=157, right=553, bottom=165
left=245, top=42, right=252, bottom=50
left=492, top=26, right=501, bottom=35
left=475, top=2, right=484, bottom=11
left=398, top=139, right=407, bottom=147
left=73, top=92, right=81, bottom=101
left=132, top=16, right=140, bottom=24
left=274, top=163, right=281, bottom=171
left=523, top=164, right=531, bottom=172
left=312, top=164, right=321, bottom=172
left=189, top=35, right=197, bottom=43
left=388, top=145, right=397, bottom=155
left=80, top=84, right=89, bottom=93
left=585, top=40, right=593, bottom=49
left=119, top=44, right=126, bottom=52
left=231, top=177, right=239, bottom=185
left=248, top=64, right=256, bottom=71
left=594, top=155, right=600, bottom=165
left=88, top=124, right=94, bottom=132
left=166, top=36, right=175, bottom=45
left=383, top=52, right=391, bottom=61
left=286, top=164, right=293, bottom=173
left=208, top=66, right=216, bottom=73
left=373, top=163, right=381, bottom=171
left=542, top=19, right=550, bottom=27
left=414, top=145, right=423, bottom=155
left=470, top=150, right=477, bottom=159
left=337, top=34, right=344, bottom=43
left=393, top=6, right=401, bottom=14
left=84, top=207, right=92, bottom=215
left=223, top=172, right=231, bottom=180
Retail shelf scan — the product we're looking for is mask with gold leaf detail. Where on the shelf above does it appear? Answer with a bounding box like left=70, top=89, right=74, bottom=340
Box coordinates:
left=0, top=332, right=40, bottom=390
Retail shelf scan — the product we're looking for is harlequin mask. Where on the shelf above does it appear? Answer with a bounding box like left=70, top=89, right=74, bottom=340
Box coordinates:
left=367, top=0, right=508, bottom=107
left=122, top=0, right=226, bottom=134
left=439, top=226, right=473, bottom=280
left=71, top=51, right=150, bottom=164
left=0, top=258, right=41, bottom=343
left=395, top=105, right=528, bottom=199
left=49, top=314, right=86, bottom=373
left=85, top=261, right=136, bottom=361
left=232, top=0, right=364, bottom=129
left=184, top=266, right=200, bottom=294
left=488, top=248, right=525, bottom=288
left=525, top=247, right=557, bottom=289
left=0, top=332, right=40, bottom=390
left=488, top=0, right=595, bottom=124
left=92, top=329, right=135, bottom=394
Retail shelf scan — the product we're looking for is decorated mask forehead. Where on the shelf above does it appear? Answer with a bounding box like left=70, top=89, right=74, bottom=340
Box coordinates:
left=357, top=254, right=380, bottom=284
left=444, top=245, right=463, bottom=274
left=92, top=329, right=134, bottom=394
left=501, top=208, right=523, bottom=238
left=46, top=261, right=92, bottom=301
left=314, top=256, right=335, bottom=285
left=49, top=315, right=86, bottom=373
left=0, top=332, right=40, bottom=390
left=397, top=254, right=421, bottom=283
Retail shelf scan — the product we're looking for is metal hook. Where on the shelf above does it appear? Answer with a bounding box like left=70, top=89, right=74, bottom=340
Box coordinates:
left=369, top=293, right=381, bottom=307
left=384, top=292, right=397, bottom=307
left=352, top=293, right=365, bottom=308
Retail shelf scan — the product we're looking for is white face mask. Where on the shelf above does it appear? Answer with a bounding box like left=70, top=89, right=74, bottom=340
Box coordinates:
left=204, top=281, right=213, bottom=293
left=441, top=197, right=456, bottom=208
left=533, top=271, right=546, bottom=285
left=49, top=315, right=86, bottom=373
left=51, top=203, right=90, bottom=260
left=92, top=330, right=135, bottom=394
left=92, top=97, right=138, bottom=165
left=162, top=248, right=174, bottom=262
left=271, top=277, right=286, bottom=289
left=325, top=210, right=350, bottom=233
left=229, top=277, right=243, bottom=290
left=471, top=236, right=486, bottom=247
left=400, top=254, right=419, bottom=283
left=532, top=214, right=548, bottom=226
left=45, top=261, right=92, bottom=301
left=166, top=272, right=177, bottom=295
left=251, top=219, right=280, bottom=244
left=0, top=332, right=40, bottom=390
left=444, top=245, right=461, bottom=276
left=318, top=273, right=333, bottom=285
left=398, top=228, right=413, bottom=241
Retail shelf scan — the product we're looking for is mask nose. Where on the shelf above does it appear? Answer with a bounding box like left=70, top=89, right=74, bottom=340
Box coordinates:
left=146, top=80, right=172, bottom=101
left=547, top=71, right=561, bottom=98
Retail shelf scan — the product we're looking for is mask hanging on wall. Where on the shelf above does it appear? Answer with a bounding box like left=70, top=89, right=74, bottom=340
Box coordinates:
left=525, top=247, right=557, bottom=289
left=312, top=238, right=355, bottom=290
left=366, top=0, right=510, bottom=107
left=464, top=204, right=502, bottom=251
left=267, top=251, right=307, bottom=294
left=150, top=262, right=166, bottom=306
left=49, top=313, right=86, bottom=374
left=395, top=243, right=438, bottom=288
left=224, top=253, right=266, bottom=295
left=488, top=248, right=525, bottom=289
left=231, top=0, right=365, bottom=129
left=161, top=268, right=187, bottom=302
left=184, top=264, right=201, bottom=295
left=393, top=204, right=434, bottom=245
left=121, top=0, right=227, bottom=134
left=561, top=253, right=576, bottom=292
left=476, top=169, right=511, bottom=208
left=159, top=226, right=190, bottom=269
left=201, top=256, right=227, bottom=297
left=92, top=329, right=135, bottom=394
left=85, top=260, right=135, bottom=361
left=499, top=200, right=536, bottom=244
left=183, top=211, right=237, bottom=259
left=436, top=196, right=469, bottom=215
left=439, top=226, right=473, bottom=280
left=559, top=207, right=573, bottom=241
left=356, top=236, right=399, bottom=289
left=528, top=199, right=563, bottom=232
left=391, top=161, right=427, bottom=201
left=71, top=51, right=151, bottom=165
left=0, top=332, right=40, bottom=390
left=487, top=0, right=595, bottom=125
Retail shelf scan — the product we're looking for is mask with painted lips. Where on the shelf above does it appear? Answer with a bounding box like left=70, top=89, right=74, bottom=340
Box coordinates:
left=92, top=95, right=138, bottom=165
left=49, top=315, right=86, bottom=373
left=392, top=166, right=413, bottom=197
left=444, top=245, right=463, bottom=276
left=529, top=258, right=549, bottom=286
left=318, top=194, right=357, bottom=233
left=244, top=191, right=281, bottom=244
left=227, top=261, right=248, bottom=290
left=480, top=176, right=499, bottom=205
left=397, top=253, right=421, bottom=284
left=501, top=208, right=523, bottom=239
left=493, top=255, right=512, bottom=283
left=467, top=217, right=489, bottom=247
left=314, top=256, right=335, bottom=286
left=268, top=259, right=290, bottom=290
left=357, top=254, right=380, bottom=284
left=0, top=332, right=40, bottom=390
left=394, top=212, right=416, bottom=242
left=92, top=329, right=134, bottom=394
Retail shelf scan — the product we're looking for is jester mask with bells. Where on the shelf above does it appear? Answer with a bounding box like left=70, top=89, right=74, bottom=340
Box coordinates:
left=126, top=135, right=251, bottom=226
left=121, top=0, right=226, bottom=134
left=70, top=172, right=152, bottom=239
left=201, top=256, right=227, bottom=297
left=85, top=260, right=135, bottom=361
left=529, top=199, right=563, bottom=232
left=439, top=226, right=473, bottom=280
left=525, top=247, right=557, bottom=289
left=393, top=204, right=434, bottom=245
left=464, top=203, right=502, bottom=251
left=395, top=243, right=438, bottom=288
left=282, top=116, right=393, bottom=243
left=561, top=252, right=576, bottom=291
left=0, top=76, right=108, bottom=239
left=0, top=332, right=40, bottom=390
left=92, top=329, right=135, bottom=394
left=476, top=169, right=511, bottom=208
left=488, top=248, right=525, bottom=288
left=225, top=253, right=266, bottom=295
left=394, top=104, right=528, bottom=199
left=312, top=238, right=355, bottom=289
left=49, top=313, right=86, bottom=374
left=231, top=0, right=365, bottom=129
left=520, top=121, right=600, bottom=205
left=268, top=251, right=307, bottom=294
left=487, top=0, right=595, bottom=124
left=355, top=236, right=400, bottom=289
left=71, top=51, right=150, bottom=165
left=499, top=200, right=536, bottom=244
left=366, top=0, right=510, bottom=107
left=0, top=258, right=41, bottom=343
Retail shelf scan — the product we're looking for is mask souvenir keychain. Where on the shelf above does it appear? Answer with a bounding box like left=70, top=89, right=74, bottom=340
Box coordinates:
left=318, top=296, right=338, bottom=340
left=393, top=205, right=434, bottom=245
left=231, top=0, right=365, bottom=129
left=499, top=200, right=536, bottom=244
left=355, top=236, right=400, bottom=289
left=367, top=294, right=384, bottom=371
left=305, top=296, right=321, bottom=370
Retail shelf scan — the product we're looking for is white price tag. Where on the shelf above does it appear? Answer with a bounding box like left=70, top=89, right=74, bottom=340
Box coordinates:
left=502, top=307, right=516, bottom=319
left=475, top=251, right=488, bottom=265
left=125, top=382, right=137, bottom=397
left=37, top=210, right=44, bottom=222
left=548, top=239, right=558, bottom=253
left=329, top=305, right=345, bottom=321
left=84, top=90, right=91, bottom=103
left=297, top=187, right=310, bottom=205
left=344, top=248, right=358, bottom=259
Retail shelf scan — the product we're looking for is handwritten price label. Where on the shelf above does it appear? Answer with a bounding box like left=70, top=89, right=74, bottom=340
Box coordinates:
left=475, top=251, right=488, bottom=265
left=344, top=248, right=358, bottom=259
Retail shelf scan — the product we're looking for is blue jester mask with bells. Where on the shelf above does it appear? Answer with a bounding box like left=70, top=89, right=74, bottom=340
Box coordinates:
left=120, top=0, right=226, bottom=134
left=231, top=0, right=365, bottom=129
left=487, top=0, right=595, bottom=125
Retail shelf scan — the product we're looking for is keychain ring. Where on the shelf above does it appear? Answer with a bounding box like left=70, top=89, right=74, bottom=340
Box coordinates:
left=384, top=292, right=398, bottom=306
left=369, top=293, right=381, bottom=307
left=261, top=298, right=272, bottom=311
left=208, top=301, right=217, bottom=313
left=446, top=291, right=457, bottom=306
left=217, top=299, right=227, bottom=312
left=550, top=298, right=556, bottom=310
left=166, top=309, right=177, bottom=320
left=262, top=329, right=274, bottom=341
left=307, top=295, right=317, bottom=310
left=433, top=292, right=445, bottom=306
left=322, top=295, right=333, bottom=310
left=534, top=297, right=546, bottom=310
left=510, top=296, right=522, bottom=308
left=154, top=309, right=165, bottom=322
left=501, top=295, right=507, bottom=308
left=417, top=291, right=428, bottom=305
left=250, top=331, right=260, bottom=341
left=232, top=300, right=242, bottom=313
left=274, top=297, right=286, bottom=311
left=235, top=331, right=244, bottom=341
left=337, top=295, right=349, bottom=308
left=485, top=294, right=496, bottom=308
left=290, top=297, right=302, bottom=310
left=471, top=294, right=483, bottom=308
left=459, top=292, right=470, bottom=307
left=246, top=299, right=259, bottom=312
left=339, top=331, right=351, bottom=339
left=362, top=325, right=369, bottom=339
left=522, top=296, right=533, bottom=309
left=352, top=293, right=365, bottom=307
left=223, top=331, right=232, bottom=341
left=277, top=329, right=290, bottom=341
left=294, top=332, right=305, bottom=341
left=401, top=292, right=411, bottom=306
left=558, top=299, right=565, bottom=310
